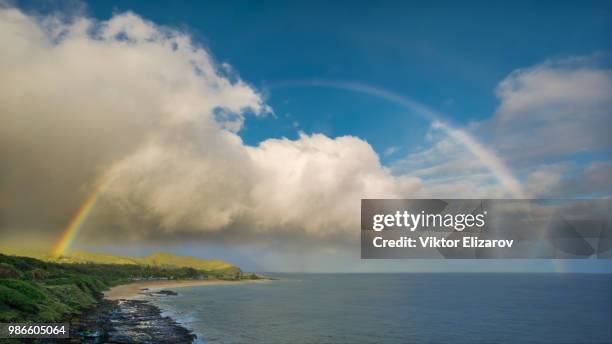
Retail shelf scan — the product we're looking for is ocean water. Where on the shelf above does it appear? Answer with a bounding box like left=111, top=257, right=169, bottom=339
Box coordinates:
left=152, top=274, right=612, bottom=344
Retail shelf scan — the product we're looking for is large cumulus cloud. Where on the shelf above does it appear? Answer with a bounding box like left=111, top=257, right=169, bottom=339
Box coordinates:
left=0, top=6, right=420, bottom=246
left=104, top=132, right=420, bottom=240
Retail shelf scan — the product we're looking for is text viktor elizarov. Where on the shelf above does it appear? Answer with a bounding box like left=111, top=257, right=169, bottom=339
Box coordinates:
left=370, top=210, right=513, bottom=249
left=372, top=236, right=514, bottom=248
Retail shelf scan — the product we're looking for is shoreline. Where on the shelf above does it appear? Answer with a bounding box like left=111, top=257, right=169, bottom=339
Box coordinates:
left=72, top=298, right=197, bottom=343
left=104, top=278, right=267, bottom=300
left=72, top=279, right=268, bottom=342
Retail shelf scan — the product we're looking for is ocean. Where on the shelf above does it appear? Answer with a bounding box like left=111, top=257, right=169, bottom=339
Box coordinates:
left=152, top=274, right=612, bottom=344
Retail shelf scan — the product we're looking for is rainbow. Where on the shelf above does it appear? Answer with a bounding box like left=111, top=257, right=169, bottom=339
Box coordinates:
left=51, top=81, right=527, bottom=260
left=51, top=173, right=114, bottom=257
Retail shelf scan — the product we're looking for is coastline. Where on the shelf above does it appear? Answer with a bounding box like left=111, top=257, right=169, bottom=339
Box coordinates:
left=71, top=279, right=268, bottom=343
left=104, top=278, right=266, bottom=300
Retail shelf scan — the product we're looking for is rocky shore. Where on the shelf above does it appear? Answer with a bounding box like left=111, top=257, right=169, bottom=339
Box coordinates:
left=70, top=297, right=195, bottom=343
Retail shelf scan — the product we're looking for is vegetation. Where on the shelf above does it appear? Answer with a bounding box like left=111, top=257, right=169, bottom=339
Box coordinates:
left=1, top=249, right=238, bottom=272
left=0, top=252, right=243, bottom=323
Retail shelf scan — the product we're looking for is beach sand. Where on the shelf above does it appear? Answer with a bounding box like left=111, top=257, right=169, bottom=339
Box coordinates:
left=104, top=279, right=264, bottom=300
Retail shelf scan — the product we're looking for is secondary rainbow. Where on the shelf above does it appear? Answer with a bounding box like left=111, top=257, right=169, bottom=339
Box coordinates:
left=51, top=173, right=114, bottom=257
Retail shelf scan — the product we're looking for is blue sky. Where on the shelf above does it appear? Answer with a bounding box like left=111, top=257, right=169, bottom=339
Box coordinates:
left=4, top=1, right=612, bottom=272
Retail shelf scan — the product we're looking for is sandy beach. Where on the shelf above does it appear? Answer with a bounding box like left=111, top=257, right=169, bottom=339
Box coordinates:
left=104, top=279, right=265, bottom=300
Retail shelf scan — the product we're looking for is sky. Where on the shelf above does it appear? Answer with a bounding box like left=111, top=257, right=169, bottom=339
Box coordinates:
left=1, top=0, right=611, bottom=272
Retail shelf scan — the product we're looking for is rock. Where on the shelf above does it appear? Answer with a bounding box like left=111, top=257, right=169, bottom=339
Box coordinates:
left=154, top=289, right=178, bottom=296
left=71, top=299, right=195, bottom=343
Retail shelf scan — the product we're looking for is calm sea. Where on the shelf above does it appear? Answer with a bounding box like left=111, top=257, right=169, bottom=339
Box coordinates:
left=152, top=274, right=612, bottom=344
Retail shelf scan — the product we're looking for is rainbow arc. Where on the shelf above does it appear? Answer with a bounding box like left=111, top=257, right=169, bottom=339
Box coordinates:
left=52, top=173, right=114, bottom=257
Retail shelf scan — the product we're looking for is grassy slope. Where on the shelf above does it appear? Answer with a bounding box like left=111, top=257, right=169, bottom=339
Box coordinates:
left=139, top=252, right=234, bottom=271
left=4, top=250, right=238, bottom=273
left=0, top=254, right=108, bottom=323
left=0, top=252, right=242, bottom=323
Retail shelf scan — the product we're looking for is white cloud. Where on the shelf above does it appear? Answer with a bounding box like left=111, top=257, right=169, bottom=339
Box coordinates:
left=104, top=131, right=422, bottom=239
left=383, top=146, right=399, bottom=156
left=0, top=7, right=423, bottom=244
left=392, top=128, right=508, bottom=198
left=524, top=163, right=568, bottom=197
left=585, top=161, right=612, bottom=189
left=489, top=57, right=612, bottom=160
left=525, top=161, right=612, bottom=197
left=246, top=133, right=420, bottom=235
left=394, top=56, right=612, bottom=198
left=0, top=7, right=267, bottom=236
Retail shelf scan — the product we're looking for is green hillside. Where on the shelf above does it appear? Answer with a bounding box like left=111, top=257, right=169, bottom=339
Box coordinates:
left=0, top=249, right=239, bottom=274
left=139, top=252, right=235, bottom=271
left=0, top=254, right=123, bottom=323
left=0, top=252, right=243, bottom=324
